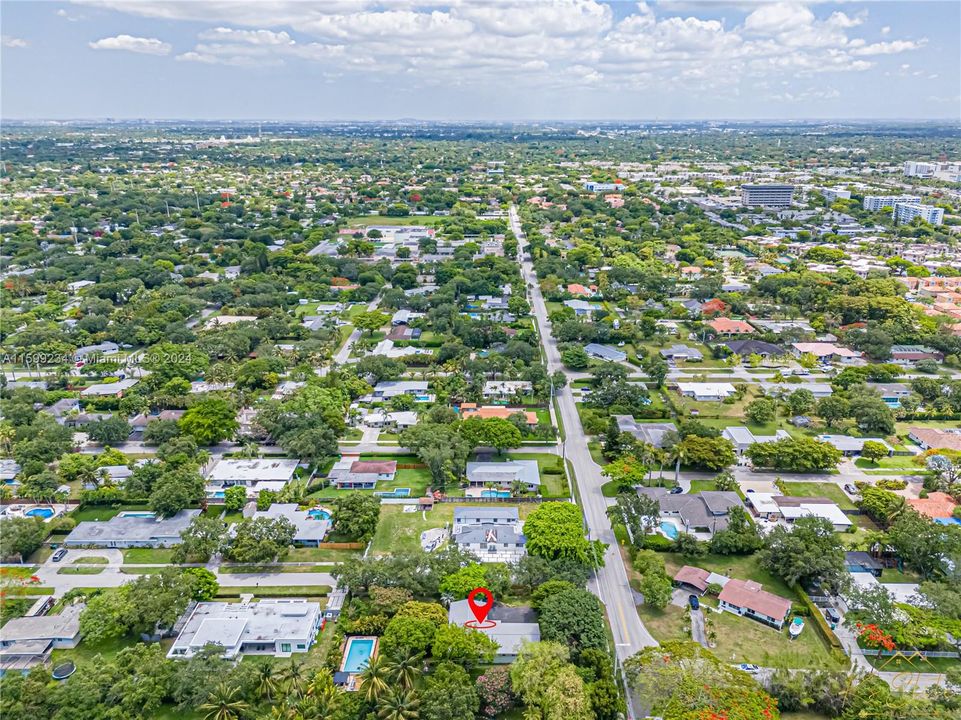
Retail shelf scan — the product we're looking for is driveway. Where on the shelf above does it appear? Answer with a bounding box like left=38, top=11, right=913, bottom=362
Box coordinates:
left=738, top=478, right=779, bottom=495
left=690, top=607, right=708, bottom=648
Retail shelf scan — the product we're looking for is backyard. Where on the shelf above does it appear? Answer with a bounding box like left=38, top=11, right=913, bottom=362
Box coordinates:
left=370, top=502, right=536, bottom=555
left=778, top=481, right=857, bottom=511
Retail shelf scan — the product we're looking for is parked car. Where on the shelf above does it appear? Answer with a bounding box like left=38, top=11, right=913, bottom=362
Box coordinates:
left=52, top=549, right=68, bottom=562
left=670, top=485, right=684, bottom=494
left=688, top=595, right=699, bottom=610
left=737, top=663, right=760, bottom=674
left=825, top=608, right=841, bottom=624
left=843, top=484, right=859, bottom=495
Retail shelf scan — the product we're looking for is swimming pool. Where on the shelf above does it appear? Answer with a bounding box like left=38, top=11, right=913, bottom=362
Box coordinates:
left=25, top=507, right=54, bottom=519
left=308, top=508, right=331, bottom=521
left=659, top=521, right=679, bottom=540
left=375, top=487, right=411, bottom=498
left=118, top=511, right=156, bottom=519
left=481, top=489, right=511, bottom=498
left=341, top=636, right=377, bottom=674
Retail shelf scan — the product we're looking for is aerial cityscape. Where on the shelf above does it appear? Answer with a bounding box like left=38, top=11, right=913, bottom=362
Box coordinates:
left=1, top=2, right=961, bottom=720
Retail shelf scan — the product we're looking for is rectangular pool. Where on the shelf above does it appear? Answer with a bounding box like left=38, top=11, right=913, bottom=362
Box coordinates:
left=341, top=636, right=377, bottom=674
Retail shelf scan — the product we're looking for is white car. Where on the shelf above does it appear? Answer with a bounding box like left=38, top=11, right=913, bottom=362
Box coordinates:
left=737, top=663, right=760, bottom=674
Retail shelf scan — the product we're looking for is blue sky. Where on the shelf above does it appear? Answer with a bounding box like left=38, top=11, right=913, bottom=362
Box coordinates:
left=2, top=1, right=958, bottom=120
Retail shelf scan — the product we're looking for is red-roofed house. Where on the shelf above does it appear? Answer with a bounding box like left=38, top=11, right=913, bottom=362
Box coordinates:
left=673, top=566, right=710, bottom=594
left=718, top=579, right=792, bottom=630
left=908, top=492, right=959, bottom=520
left=566, top=283, right=594, bottom=297
left=330, top=458, right=397, bottom=490
left=701, top=299, right=728, bottom=316
left=707, top=318, right=755, bottom=336
left=460, top=404, right=537, bottom=426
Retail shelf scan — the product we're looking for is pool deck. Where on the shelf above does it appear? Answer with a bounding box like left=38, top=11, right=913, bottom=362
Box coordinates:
left=338, top=635, right=379, bottom=689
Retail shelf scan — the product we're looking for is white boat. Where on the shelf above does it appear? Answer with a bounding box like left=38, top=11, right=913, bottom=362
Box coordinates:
left=788, top=616, right=805, bottom=638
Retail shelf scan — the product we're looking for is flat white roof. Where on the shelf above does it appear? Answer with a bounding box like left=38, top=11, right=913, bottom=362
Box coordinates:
left=207, top=458, right=300, bottom=482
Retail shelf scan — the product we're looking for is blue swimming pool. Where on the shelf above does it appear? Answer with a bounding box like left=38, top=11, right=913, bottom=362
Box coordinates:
left=342, top=637, right=376, bottom=673
left=659, top=521, right=679, bottom=540
left=25, top=507, right=54, bottom=519
left=481, top=489, right=511, bottom=498
left=118, top=511, right=156, bottom=519
left=308, top=508, right=331, bottom=521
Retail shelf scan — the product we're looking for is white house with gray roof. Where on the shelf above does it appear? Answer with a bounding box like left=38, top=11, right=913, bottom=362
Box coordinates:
left=0, top=604, right=83, bottom=675
left=246, top=503, right=330, bottom=546
left=64, top=509, right=200, bottom=548
left=466, top=461, right=540, bottom=492
left=167, top=598, right=322, bottom=660
left=452, top=507, right=526, bottom=563
left=447, top=600, right=539, bottom=663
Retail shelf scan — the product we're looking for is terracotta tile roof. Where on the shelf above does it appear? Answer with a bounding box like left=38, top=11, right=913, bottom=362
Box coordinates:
left=718, top=579, right=791, bottom=621
left=909, top=428, right=961, bottom=452
left=461, top=405, right=537, bottom=424
left=708, top=318, right=755, bottom=334
left=908, top=491, right=958, bottom=520
left=674, top=565, right=710, bottom=592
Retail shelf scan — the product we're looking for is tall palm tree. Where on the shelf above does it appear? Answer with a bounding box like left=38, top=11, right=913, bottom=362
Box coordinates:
left=198, top=682, right=249, bottom=720
left=282, top=658, right=308, bottom=699
left=256, top=660, right=279, bottom=701
left=306, top=668, right=340, bottom=716
left=376, top=688, right=420, bottom=720
left=384, top=651, right=423, bottom=691
left=359, top=655, right=390, bottom=704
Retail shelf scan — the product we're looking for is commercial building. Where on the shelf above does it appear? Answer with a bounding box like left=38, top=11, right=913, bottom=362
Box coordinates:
left=862, top=195, right=920, bottom=212
left=64, top=509, right=200, bottom=548
left=167, top=598, right=323, bottom=660
left=893, top=202, right=944, bottom=226
left=821, top=188, right=852, bottom=203
left=903, top=161, right=938, bottom=178
left=740, top=184, right=794, bottom=209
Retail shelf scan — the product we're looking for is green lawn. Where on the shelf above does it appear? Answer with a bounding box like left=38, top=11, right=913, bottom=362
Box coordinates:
left=687, top=479, right=718, bottom=494
left=506, top=452, right=568, bottom=497
left=70, top=504, right=151, bottom=522
left=660, top=552, right=798, bottom=601
left=122, top=548, right=177, bottom=564
left=370, top=503, right=537, bottom=555
left=72, top=556, right=109, bottom=564
left=855, top=455, right=921, bottom=470
left=57, top=566, right=106, bottom=575
left=286, top=546, right=363, bottom=562
left=219, top=564, right=334, bottom=574
left=214, top=585, right=331, bottom=598
left=778, top=482, right=857, bottom=511
left=311, top=465, right=431, bottom=499
left=637, top=599, right=845, bottom=670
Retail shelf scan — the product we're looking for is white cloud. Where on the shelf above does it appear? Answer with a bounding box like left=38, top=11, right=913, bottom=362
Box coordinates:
left=89, top=34, right=172, bottom=55
left=72, top=0, right=932, bottom=102
left=2, top=35, right=29, bottom=48
left=198, top=28, right=295, bottom=45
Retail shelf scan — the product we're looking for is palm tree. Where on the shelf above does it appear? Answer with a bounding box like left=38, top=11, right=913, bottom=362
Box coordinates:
left=376, top=688, right=420, bottom=720
left=306, top=668, right=340, bottom=716
left=384, top=650, right=423, bottom=691
left=884, top=495, right=909, bottom=527
left=256, top=660, right=279, bottom=701
left=198, top=682, right=249, bottom=720
left=359, top=655, right=391, bottom=704
left=282, top=658, right=308, bottom=699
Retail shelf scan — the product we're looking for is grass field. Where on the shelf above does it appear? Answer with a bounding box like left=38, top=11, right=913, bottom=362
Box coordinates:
left=636, top=591, right=846, bottom=670
left=219, top=564, right=334, bottom=574
left=286, top=546, right=363, bottom=562
left=370, top=502, right=537, bottom=555
left=73, top=556, right=109, bottom=564
left=70, top=504, right=151, bottom=522
left=779, top=481, right=857, bottom=510
left=122, top=548, right=177, bottom=564
left=57, top=566, right=106, bottom=575
left=855, top=455, right=921, bottom=470
left=506, top=452, right=568, bottom=497
left=659, top=551, right=798, bottom=601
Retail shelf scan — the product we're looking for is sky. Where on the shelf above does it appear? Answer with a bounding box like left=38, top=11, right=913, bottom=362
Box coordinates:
left=1, top=0, right=959, bottom=121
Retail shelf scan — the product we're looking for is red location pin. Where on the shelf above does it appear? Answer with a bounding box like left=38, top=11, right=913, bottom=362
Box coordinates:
left=467, top=587, right=493, bottom=625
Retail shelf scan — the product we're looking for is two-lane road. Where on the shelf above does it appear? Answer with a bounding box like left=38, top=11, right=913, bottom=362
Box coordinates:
left=510, top=205, right=657, bottom=662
